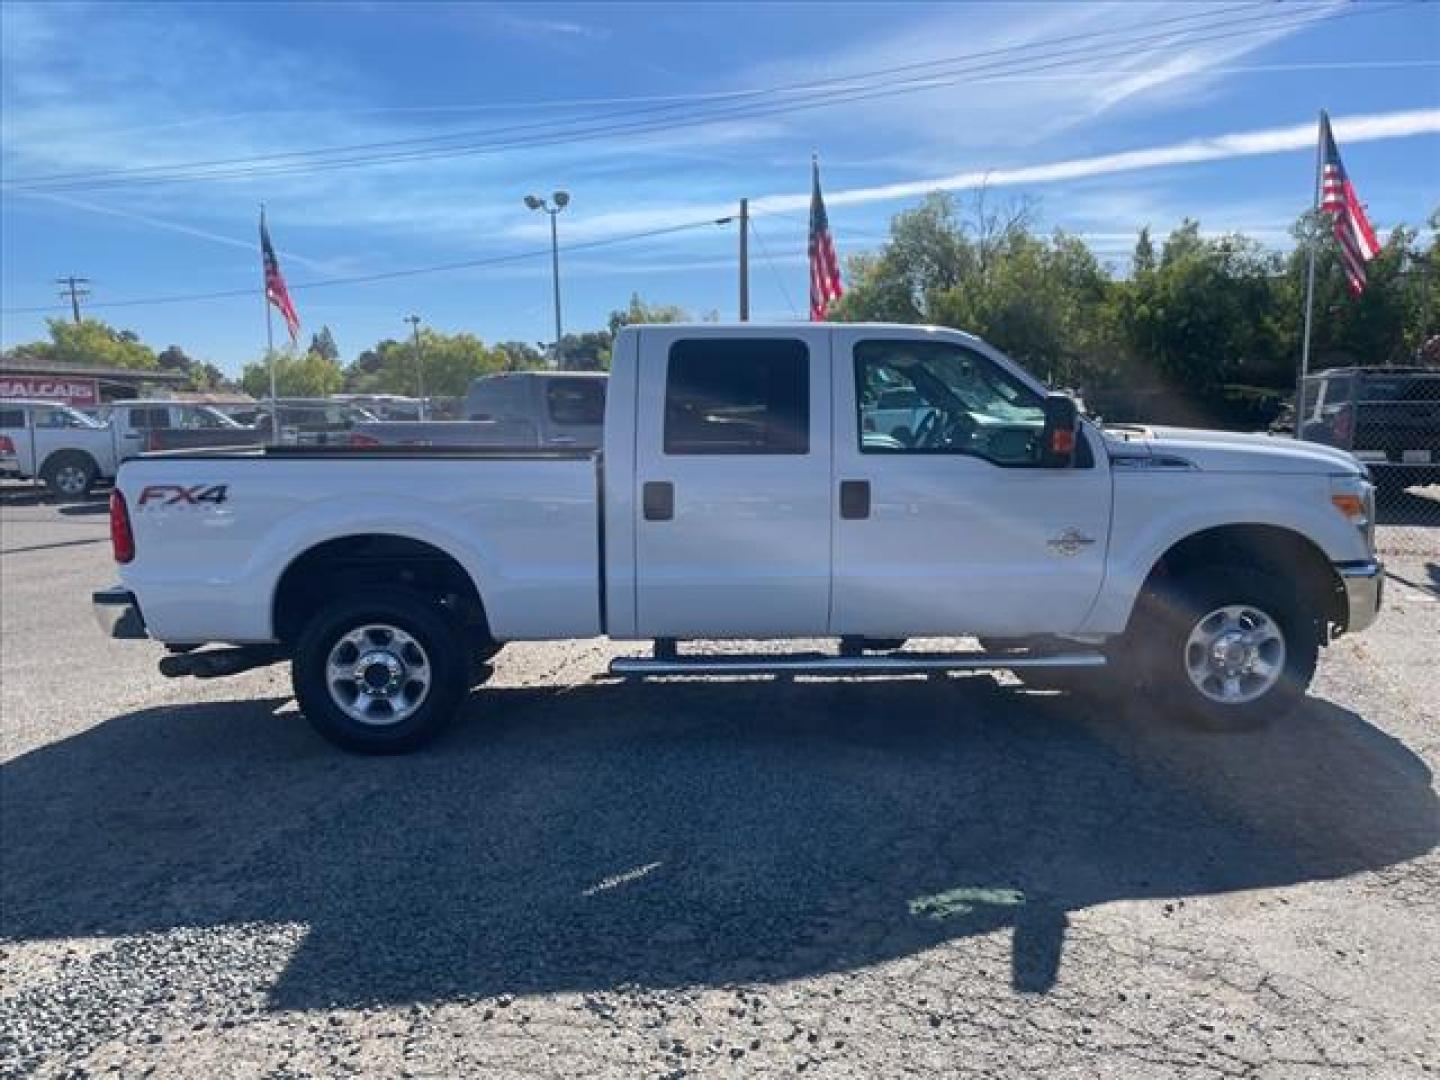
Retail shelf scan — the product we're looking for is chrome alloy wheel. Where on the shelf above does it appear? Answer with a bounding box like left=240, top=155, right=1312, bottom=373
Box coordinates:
left=1183, top=604, right=1286, bottom=706
left=54, top=464, right=89, bottom=495
left=325, top=623, right=431, bottom=726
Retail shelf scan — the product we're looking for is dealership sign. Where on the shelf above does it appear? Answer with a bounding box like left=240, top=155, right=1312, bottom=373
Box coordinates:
left=0, top=375, right=100, bottom=407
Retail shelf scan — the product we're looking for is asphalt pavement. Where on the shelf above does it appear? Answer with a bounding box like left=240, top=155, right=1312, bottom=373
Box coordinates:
left=2, top=484, right=1437, bottom=1079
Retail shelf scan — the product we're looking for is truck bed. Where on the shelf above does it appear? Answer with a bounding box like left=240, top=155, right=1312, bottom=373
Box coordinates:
left=117, top=448, right=602, bottom=644
left=139, top=443, right=594, bottom=460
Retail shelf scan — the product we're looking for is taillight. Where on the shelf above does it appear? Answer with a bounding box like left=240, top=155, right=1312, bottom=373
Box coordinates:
left=110, top=489, right=135, bottom=564
left=0, top=434, right=14, bottom=454
left=1332, top=403, right=1354, bottom=445
left=348, top=432, right=380, bottom=448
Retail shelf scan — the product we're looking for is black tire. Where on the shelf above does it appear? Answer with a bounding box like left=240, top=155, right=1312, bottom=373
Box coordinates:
left=1131, top=565, right=1319, bottom=731
left=41, top=452, right=97, bottom=500
left=292, top=588, right=469, bottom=754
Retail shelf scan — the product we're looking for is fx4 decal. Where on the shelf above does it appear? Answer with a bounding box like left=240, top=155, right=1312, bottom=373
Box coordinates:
left=137, top=483, right=230, bottom=507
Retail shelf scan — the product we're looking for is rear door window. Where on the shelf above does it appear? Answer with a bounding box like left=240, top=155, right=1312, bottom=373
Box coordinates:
left=0, top=408, right=25, bottom=428
left=127, top=407, right=171, bottom=429
left=663, top=338, right=809, bottom=455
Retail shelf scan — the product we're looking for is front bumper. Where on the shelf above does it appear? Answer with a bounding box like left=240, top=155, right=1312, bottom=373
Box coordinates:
left=1335, top=559, right=1384, bottom=635
left=93, top=586, right=149, bottom=640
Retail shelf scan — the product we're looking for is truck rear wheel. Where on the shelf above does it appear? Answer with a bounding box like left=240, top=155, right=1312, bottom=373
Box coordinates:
left=1136, top=565, right=1318, bottom=731
left=41, top=452, right=97, bottom=500
left=292, top=589, right=469, bottom=753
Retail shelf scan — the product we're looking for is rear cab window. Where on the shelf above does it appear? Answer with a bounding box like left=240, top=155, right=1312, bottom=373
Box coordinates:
left=1359, top=375, right=1440, bottom=403
left=0, top=407, right=26, bottom=429
left=546, top=379, right=606, bottom=426
left=663, top=338, right=809, bottom=455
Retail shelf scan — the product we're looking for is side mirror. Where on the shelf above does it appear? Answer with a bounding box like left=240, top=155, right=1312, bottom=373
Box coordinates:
left=1039, top=393, right=1079, bottom=468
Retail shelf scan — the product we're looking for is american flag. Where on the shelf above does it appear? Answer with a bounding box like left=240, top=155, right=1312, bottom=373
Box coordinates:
left=260, top=209, right=301, bottom=342
left=808, top=156, right=843, bottom=320
left=1318, top=112, right=1380, bottom=296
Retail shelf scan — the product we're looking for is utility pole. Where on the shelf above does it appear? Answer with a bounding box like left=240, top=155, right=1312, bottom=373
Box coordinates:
left=55, top=276, right=91, bottom=324
left=404, top=314, right=427, bottom=420
left=738, top=198, right=750, bottom=322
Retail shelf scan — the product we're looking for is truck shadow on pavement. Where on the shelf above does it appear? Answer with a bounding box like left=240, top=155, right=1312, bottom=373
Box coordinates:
left=2, top=675, right=1435, bottom=1010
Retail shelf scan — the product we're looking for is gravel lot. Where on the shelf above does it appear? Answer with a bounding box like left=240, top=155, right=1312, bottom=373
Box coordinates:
left=2, top=484, right=1437, bottom=1079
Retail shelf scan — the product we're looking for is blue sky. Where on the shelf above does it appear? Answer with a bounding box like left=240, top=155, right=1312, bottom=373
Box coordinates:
left=2, top=1, right=1437, bottom=375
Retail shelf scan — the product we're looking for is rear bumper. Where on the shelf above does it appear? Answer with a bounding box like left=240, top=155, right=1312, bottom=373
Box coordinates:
left=93, top=586, right=149, bottom=640
left=1335, top=559, right=1383, bottom=635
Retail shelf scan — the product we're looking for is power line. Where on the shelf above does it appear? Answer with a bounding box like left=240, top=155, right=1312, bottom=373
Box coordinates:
left=0, top=219, right=723, bottom=316
left=14, top=9, right=1336, bottom=192
left=746, top=215, right=801, bottom=320
left=3, top=3, right=1267, bottom=189
left=4, top=5, right=1384, bottom=194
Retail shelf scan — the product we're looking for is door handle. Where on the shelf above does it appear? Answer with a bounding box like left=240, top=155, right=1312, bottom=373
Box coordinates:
left=839, top=479, right=870, bottom=520
left=643, top=481, right=674, bottom=521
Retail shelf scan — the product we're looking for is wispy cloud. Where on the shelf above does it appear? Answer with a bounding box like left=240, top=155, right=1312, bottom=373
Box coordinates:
left=480, top=7, right=611, bottom=44
left=12, top=190, right=336, bottom=272
left=534, top=108, right=1440, bottom=241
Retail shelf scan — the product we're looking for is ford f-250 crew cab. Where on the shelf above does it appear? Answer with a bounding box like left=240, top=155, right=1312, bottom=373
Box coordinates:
left=95, top=323, right=1383, bottom=753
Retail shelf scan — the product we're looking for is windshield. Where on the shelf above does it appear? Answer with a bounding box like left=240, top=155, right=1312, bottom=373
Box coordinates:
left=195, top=406, right=242, bottom=428
left=38, top=404, right=104, bottom=429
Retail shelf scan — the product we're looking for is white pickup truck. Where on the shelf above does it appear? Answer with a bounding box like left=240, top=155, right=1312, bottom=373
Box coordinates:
left=96, top=323, right=1383, bottom=753
left=0, top=398, right=247, bottom=497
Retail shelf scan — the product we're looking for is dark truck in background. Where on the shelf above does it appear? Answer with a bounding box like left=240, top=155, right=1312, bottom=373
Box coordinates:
left=1300, top=367, right=1440, bottom=492
left=350, top=372, right=608, bottom=450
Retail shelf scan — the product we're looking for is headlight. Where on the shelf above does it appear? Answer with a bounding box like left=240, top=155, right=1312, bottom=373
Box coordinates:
left=1330, top=473, right=1374, bottom=549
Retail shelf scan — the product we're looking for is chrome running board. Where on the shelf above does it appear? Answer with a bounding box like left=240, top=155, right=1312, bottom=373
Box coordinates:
left=609, top=650, right=1106, bottom=678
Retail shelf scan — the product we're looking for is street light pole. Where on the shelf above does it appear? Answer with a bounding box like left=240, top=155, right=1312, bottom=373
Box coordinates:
left=738, top=198, right=750, bottom=322
left=549, top=211, right=563, bottom=362
left=404, top=314, right=426, bottom=419
left=525, top=191, right=569, bottom=368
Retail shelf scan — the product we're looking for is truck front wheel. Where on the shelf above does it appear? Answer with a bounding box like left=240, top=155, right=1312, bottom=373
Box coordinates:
left=292, top=589, right=469, bottom=753
left=1137, top=565, right=1319, bottom=731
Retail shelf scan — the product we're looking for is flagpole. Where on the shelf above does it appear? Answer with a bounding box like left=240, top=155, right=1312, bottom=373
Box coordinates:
left=1296, top=111, right=1324, bottom=441
left=261, top=204, right=279, bottom=446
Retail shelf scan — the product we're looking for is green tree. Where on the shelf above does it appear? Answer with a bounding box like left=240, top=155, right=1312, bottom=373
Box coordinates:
left=1133, top=227, right=1157, bottom=274
left=495, top=341, right=546, bottom=371
left=1279, top=213, right=1432, bottom=369
left=10, top=318, right=157, bottom=369
left=344, top=331, right=508, bottom=397
left=240, top=349, right=343, bottom=397
left=556, top=330, right=613, bottom=371
left=1113, top=221, right=1287, bottom=398
left=607, top=292, right=690, bottom=336
left=155, top=344, right=234, bottom=391
left=308, top=326, right=340, bottom=362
